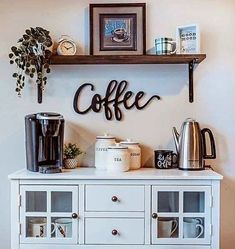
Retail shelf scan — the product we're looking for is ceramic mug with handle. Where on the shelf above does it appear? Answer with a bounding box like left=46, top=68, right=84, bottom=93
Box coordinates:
left=51, top=218, right=72, bottom=238
left=154, top=150, right=178, bottom=169
left=183, top=218, right=204, bottom=238
left=28, top=218, right=47, bottom=238
left=155, top=37, right=176, bottom=55
left=158, top=219, right=178, bottom=238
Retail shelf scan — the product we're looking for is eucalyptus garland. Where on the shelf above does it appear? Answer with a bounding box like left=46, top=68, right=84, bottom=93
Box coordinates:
left=9, top=27, right=52, bottom=98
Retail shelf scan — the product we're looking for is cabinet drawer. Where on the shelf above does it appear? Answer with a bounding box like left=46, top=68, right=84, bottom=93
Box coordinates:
left=85, top=218, right=144, bottom=244
left=85, top=185, right=144, bottom=211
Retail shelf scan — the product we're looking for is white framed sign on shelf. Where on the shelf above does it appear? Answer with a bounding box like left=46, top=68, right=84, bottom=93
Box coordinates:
left=176, top=24, right=200, bottom=54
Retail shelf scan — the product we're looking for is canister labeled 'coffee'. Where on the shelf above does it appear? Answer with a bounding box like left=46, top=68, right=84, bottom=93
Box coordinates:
left=120, top=139, right=141, bottom=170
left=95, top=134, right=116, bottom=170
left=107, top=143, right=130, bottom=172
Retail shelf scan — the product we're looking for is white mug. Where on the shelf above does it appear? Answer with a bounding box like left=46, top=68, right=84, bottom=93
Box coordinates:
left=52, top=218, right=72, bottom=238
left=183, top=218, right=204, bottom=238
left=28, top=218, right=47, bottom=238
left=158, top=219, right=178, bottom=238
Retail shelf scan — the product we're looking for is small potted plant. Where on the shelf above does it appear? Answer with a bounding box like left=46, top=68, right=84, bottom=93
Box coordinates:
left=64, top=143, right=83, bottom=169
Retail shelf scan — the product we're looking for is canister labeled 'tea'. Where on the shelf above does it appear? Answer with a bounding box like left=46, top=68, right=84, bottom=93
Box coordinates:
left=107, top=143, right=130, bottom=172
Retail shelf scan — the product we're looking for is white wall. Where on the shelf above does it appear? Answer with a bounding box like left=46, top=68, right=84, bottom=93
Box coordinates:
left=0, top=0, right=234, bottom=248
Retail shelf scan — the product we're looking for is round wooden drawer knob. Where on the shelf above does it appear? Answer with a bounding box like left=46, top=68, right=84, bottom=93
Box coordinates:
left=112, top=229, right=118, bottom=236
left=152, top=213, right=158, bottom=219
left=71, top=213, right=78, bottom=219
left=111, top=196, right=118, bottom=202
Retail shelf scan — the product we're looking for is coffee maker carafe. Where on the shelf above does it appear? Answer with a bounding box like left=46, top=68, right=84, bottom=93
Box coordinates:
left=173, top=118, right=216, bottom=170
left=25, top=112, right=64, bottom=173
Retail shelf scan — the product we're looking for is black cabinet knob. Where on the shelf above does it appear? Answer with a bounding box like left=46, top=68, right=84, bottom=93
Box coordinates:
left=72, top=213, right=78, bottom=219
left=152, top=213, right=158, bottom=219
left=112, top=229, right=118, bottom=236
left=111, top=196, right=118, bottom=202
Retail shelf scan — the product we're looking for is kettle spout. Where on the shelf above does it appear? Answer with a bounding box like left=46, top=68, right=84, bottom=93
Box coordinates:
left=172, top=127, right=180, bottom=153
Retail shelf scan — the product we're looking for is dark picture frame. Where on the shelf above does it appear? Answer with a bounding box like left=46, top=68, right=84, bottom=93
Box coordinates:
left=90, top=3, right=146, bottom=55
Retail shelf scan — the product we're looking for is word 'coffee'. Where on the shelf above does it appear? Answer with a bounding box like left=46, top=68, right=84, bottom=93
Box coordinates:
left=73, top=80, right=160, bottom=121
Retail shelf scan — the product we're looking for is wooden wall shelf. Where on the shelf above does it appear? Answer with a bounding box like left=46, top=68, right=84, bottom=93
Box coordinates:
left=49, top=54, right=206, bottom=103
left=50, top=54, right=206, bottom=65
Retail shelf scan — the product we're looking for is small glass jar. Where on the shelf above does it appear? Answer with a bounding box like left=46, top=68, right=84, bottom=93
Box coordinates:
left=107, top=143, right=130, bottom=172
left=120, top=139, right=141, bottom=170
left=95, top=134, right=116, bottom=170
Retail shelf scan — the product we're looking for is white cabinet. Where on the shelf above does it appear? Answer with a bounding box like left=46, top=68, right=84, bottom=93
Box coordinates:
left=9, top=168, right=222, bottom=249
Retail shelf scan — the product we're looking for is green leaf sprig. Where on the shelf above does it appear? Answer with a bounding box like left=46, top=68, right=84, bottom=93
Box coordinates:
left=9, top=27, right=52, bottom=96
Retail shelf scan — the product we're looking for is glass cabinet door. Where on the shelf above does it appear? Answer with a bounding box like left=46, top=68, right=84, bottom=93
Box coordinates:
left=20, top=185, right=78, bottom=244
left=152, top=186, right=211, bottom=245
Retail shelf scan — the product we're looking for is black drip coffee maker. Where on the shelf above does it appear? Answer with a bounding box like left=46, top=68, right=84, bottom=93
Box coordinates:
left=25, top=112, right=64, bottom=173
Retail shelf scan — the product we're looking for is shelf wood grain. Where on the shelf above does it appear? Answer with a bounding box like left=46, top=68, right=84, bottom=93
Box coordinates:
left=50, top=54, right=206, bottom=65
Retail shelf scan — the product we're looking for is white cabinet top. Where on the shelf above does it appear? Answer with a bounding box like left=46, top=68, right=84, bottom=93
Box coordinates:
left=8, top=167, right=223, bottom=180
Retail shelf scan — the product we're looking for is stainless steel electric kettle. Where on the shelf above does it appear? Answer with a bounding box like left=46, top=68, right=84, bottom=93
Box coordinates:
left=173, top=118, right=216, bottom=170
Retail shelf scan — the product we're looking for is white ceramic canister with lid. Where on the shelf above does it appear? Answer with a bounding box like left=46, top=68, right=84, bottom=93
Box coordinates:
left=107, top=143, right=130, bottom=172
left=95, top=134, right=116, bottom=170
left=120, top=139, right=141, bottom=170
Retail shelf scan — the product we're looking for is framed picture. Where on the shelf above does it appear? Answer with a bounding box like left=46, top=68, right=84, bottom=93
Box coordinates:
left=89, top=3, right=146, bottom=55
left=176, top=24, right=200, bottom=54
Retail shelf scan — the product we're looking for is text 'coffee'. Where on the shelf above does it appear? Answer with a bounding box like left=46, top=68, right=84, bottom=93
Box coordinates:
left=73, top=80, right=161, bottom=121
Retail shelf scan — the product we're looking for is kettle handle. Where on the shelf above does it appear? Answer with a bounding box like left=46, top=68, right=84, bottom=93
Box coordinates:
left=201, top=128, right=216, bottom=159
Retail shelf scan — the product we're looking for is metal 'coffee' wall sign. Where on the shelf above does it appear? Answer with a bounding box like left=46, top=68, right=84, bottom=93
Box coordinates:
left=73, top=80, right=160, bottom=121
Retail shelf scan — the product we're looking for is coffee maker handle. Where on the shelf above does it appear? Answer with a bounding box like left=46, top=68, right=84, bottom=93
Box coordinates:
left=201, top=128, right=216, bottom=159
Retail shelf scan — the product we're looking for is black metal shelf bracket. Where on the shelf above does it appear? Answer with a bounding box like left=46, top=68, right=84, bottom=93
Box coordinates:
left=188, top=59, right=198, bottom=103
